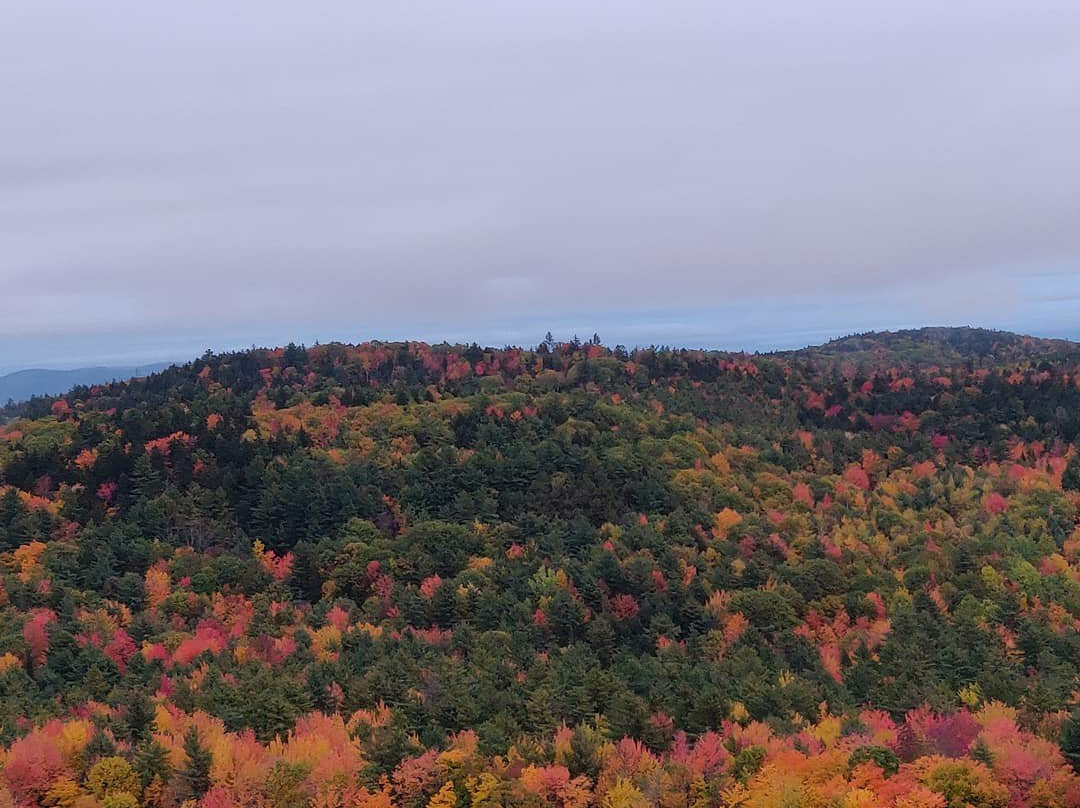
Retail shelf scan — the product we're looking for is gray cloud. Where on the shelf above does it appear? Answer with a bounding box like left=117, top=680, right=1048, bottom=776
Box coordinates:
left=2, top=0, right=1079, bottom=370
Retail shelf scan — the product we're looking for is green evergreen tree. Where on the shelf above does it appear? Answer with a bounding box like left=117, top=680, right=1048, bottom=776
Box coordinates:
left=1064, top=455, right=1080, bottom=492
left=120, top=689, right=155, bottom=742
left=1062, top=710, right=1080, bottom=772
left=129, top=454, right=163, bottom=500
left=134, top=739, right=173, bottom=789
left=177, top=727, right=212, bottom=802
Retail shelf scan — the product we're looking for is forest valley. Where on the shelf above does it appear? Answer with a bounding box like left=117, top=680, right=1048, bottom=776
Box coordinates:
left=2, top=328, right=1080, bottom=807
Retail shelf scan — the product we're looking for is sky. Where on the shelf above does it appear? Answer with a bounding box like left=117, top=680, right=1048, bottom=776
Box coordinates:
left=2, top=1, right=1079, bottom=373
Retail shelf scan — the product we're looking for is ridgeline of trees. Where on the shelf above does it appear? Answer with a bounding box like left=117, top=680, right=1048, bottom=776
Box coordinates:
left=0, top=329, right=1080, bottom=806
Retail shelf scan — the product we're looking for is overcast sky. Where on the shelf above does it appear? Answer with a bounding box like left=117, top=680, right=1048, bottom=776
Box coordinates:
left=2, top=1, right=1079, bottom=372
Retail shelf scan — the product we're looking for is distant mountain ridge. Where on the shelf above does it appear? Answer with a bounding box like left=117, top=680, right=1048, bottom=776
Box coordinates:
left=0, top=363, right=174, bottom=404
left=780, top=326, right=1078, bottom=365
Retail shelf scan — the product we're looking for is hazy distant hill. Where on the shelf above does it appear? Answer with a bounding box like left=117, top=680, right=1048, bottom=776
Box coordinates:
left=781, top=325, right=1078, bottom=366
left=0, top=363, right=173, bottom=404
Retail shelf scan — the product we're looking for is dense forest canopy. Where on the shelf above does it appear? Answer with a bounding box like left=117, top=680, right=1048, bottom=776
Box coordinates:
left=2, top=327, right=1080, bottom=807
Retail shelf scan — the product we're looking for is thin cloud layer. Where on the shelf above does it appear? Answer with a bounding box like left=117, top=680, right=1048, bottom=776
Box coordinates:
left=2, top=1, right=1079, bottom=369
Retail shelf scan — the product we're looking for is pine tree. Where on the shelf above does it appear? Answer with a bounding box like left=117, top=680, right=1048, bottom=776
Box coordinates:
left=84, top=727, right=118, bottom=763
left=1062, top=709, right=1080, bottom=772
left=176, top=727, right=212, bottom=802
left=121, top=689, right=155, bottom=742
left=0, top=487, right=26, bottom=550
left=1064, top=455, right=1080, bottom=492
left=129, top=454, right=162, bottom=500
left=134, top=739, right=173, bottom=789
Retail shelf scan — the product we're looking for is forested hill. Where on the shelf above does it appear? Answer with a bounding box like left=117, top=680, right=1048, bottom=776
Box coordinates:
left=3, top=329, right=1080, bottom=807
left=783, top=327, right=1079, bottom=366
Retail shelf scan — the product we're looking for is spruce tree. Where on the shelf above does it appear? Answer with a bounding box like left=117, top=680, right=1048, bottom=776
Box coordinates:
left=177, top=727, right=212, bottom=802
left=121, top=689, right=155, bottom=742
left=1062, top=710, right=1080, bottom=772
left=134, top=739, right=173, bottom=789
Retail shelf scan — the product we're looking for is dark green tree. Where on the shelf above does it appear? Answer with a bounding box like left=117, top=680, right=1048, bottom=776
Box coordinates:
left=176, top=727, right=212, bottom=803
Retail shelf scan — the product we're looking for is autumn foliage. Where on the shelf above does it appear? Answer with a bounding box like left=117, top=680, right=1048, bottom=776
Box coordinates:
left=0, top=328, right=1078, bottom=805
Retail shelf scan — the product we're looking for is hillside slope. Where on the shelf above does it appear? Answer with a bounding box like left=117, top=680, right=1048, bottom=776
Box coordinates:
left=1, top=330, right=1080, bottom=806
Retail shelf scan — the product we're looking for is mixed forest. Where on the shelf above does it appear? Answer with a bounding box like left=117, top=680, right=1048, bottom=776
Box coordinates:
left=2, top=327, right=1080, bottom=807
